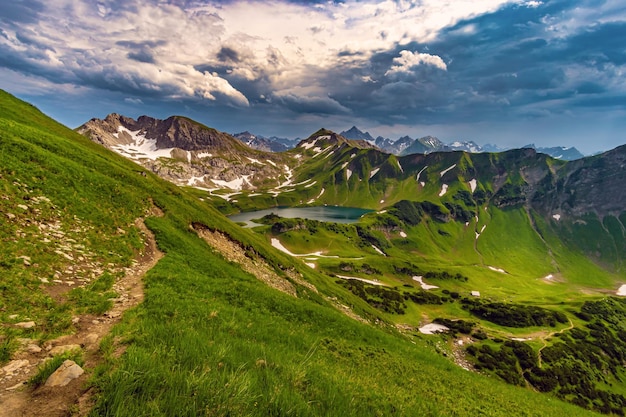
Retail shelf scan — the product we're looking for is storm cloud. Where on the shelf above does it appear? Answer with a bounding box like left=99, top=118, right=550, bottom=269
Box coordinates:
left=0, top=0, right=624, bottom=153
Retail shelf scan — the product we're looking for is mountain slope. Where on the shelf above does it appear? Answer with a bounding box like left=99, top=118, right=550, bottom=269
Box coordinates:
left=78, top=114, right=295, bottom=192
left=2, top=90, right=602, bottom=415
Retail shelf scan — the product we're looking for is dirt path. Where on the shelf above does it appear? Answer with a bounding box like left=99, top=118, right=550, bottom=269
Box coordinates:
left=0, top=217, right=162, bottom=417
left=536, top=319, right=574, bottom=368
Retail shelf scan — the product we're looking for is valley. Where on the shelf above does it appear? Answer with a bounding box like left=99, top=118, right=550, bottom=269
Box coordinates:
left=2, top=90, right=626, bottom=415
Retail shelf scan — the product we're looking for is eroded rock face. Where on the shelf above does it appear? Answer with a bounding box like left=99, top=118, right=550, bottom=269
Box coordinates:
left=532, top=144, right=626, bottom=218
left=77, top=114, right=291, bottom=191
left=44, top=360, right=84, bottom=387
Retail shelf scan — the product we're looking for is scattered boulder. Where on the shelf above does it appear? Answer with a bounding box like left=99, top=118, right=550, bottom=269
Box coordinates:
left=44, top=360, right=84, bottom=387
left=15, top=321, right=36, bottom=329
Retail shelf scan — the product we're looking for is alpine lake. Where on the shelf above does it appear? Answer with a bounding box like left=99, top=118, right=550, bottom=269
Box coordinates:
left=228, top=206, right=373, bottom=227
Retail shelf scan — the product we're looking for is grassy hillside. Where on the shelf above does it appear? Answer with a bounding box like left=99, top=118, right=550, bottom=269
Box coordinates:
left=0, top=90, right=605, bottom=415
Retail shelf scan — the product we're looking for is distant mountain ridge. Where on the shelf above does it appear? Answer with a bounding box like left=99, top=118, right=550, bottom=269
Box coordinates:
left=341, top=126, right=585, bottom=160
left=232, top=131, right=297, bottom=152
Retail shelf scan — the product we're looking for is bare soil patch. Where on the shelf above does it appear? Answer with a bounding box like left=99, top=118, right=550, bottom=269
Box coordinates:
left=192, top=224, right=298, bottom=297
left=0, top=217, right=163, bottom=417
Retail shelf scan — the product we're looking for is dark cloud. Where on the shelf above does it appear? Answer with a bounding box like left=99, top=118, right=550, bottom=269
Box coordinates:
left=327, top=0, right=626, bottom=128
left=116, top=40, right=166, bottom=64
left=561, top=22, right=626, bottom=66
left=0, top=0, right=45, bottom=24
left=216, top=46, right=240, bottom=63
left=273, top=93, right=350, bottom=115
left=1, top=0, right=625, bottom=153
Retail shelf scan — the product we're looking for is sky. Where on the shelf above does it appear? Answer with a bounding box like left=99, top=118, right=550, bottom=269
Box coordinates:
left=0, top=0, right=625, bottom=154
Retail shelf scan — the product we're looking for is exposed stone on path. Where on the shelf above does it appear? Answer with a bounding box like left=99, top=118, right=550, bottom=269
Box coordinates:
left=14, top=321, right=36, bottom=329
left=44, top=360, right=84, bottom=387
left=85, top=334, right=99, bottom=346
left=26, top=344, right=42, bottom=354
left=2, top=360, right=30, bottom=375
left=49, top=345, right=82, bottom=356
left=6, top=381, right=26, bottom=391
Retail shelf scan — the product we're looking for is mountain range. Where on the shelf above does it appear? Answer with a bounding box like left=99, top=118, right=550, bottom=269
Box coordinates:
left=78, top=113, right=625, bottom=269
left=341, top=126, right=585, bottom=160
left=231, top=124, right=585, bottom=160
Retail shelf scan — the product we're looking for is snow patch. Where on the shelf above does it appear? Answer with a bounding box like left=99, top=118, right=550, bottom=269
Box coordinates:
left=552, top=214, right=561, bottom=221
left=341, top=161, right=349, bottom=169
left=299, top=138, right=318, bottom=150
left=396, top=160, right=404, bottom=173
left=420, top=181, right=425, bottom=187
left=304, top=181, right=317, bottom=188
left=371, top=245, right=386, bottom=256
left=412, top=276, right=438, bottom=290
left=270, top=238, right=338, bottom=258
left=400, top=231, right=407, bottom=238
left=380, top=199, right=385, bottom=204
left=305, top=262, right=316, bottom=269
left=440, top=164, right=457, bottom=177
left=369, top=167, right=380, bottom=179
left=275, top=165, right=295, bottom=189
left=337, top=275, right=386, bottom=286
left=544, top=274, right=554, bottom=280
left=350, top=153, right=356, bottom=158
left=346, top=169, right=352, bottom=180
left=197, top=152, right=212, bottom=159
left=469, top=179, right=477, bottom=193
left=419, top=323, right=449, bottom=335
left=266, top=160, right=277, bottom=167
left=246, top=157, right=264, bottom=165
left=187, top=175, right=207, bottom=186
left=111, top=126, right=174, bottom=160
left=439, top=184, right=448, bottom=197
left=617, top=284, right=626, bottom=296
left=211, top=175, right=251, bottom=191
left=416, top=166, right=428, bottom=182
left=488, top=266, right=506, bottom=274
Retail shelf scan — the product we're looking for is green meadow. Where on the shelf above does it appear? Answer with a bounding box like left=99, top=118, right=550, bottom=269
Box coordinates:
left=0, top=89, right=619, bottom=415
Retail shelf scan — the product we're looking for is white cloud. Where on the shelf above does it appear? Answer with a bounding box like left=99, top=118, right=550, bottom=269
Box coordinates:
left=0, top=0, right=517, bottom=106
left=385, top=50, right=448, bottom=76
left=521, top=1, right=543, bottom=8
left=0, top=0, right=249, bottom=106
left=124, top=97, right=144, bottom=104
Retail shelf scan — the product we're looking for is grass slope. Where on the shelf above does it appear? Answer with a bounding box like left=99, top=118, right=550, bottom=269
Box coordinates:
left=0, top=90, right=600, bottom=416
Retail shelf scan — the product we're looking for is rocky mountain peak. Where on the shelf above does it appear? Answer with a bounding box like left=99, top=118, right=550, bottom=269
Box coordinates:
left=340, top=126, right=375, bottom=143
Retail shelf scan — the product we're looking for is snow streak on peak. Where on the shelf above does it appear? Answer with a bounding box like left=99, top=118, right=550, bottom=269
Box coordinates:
left=112, top=126, right=174, bottom=160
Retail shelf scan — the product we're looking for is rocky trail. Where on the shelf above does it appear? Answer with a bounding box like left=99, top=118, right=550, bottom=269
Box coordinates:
left=0, top=218, right=162, bottom=417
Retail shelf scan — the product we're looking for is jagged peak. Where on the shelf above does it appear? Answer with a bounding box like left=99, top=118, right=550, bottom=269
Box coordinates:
left=298, top=128, right=378, bottom=151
